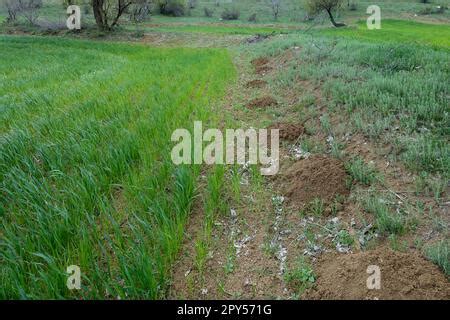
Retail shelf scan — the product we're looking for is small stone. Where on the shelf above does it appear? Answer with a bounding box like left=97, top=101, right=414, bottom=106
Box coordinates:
left=331, top=217, right=339, bottom=224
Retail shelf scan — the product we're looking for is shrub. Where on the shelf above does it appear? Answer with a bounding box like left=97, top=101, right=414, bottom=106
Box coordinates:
left=204, top=7, right=213, bottom=17
left=83, top=5, right=90, bottom=15
left=418, top=6, right=432, bottom=15
left=433, top=5, right=447, bottom=14
left=305, top=0, right=346, bottom=27
left=187, top=0, right=196, bottom=9
left=13, top=0, right=43, bottom=24
left=2, top=0, right=20, bottom=22
left=418, top=5, right=447, bottom=15
left=248, top=13, right=257, bottom=22
left=130, top=1, right=151, bottom=23
left=159, top=0, right=186, bottom=17
left=221, top=8, right=240, bottom=20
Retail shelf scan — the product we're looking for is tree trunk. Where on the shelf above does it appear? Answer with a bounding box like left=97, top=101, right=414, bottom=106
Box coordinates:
left=7, top=9, right=16, bottom=22
left=326, top=8, right=346, bottom=28
left=92, top=0, right=131, bottom=29
left=111, top=1, right=132, bottom=28
left=92, top=0, right=106, bottom=29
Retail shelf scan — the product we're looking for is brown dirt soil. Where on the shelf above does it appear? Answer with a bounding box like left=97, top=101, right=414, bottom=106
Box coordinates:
left=245, top=79, right=268, bottom=89
left=246, top=96, right=278, bottom=109
left=267, top=122, right=305, bottom=142
left=168, top=193, right=208, bottom=299
left=251, top=57, right=272, bottom=75
left=169, top=189, right=290, bottom=299
left=305, top=247, right=450, bottom=300
left=251, top=57, right=270, bottom=67
left=283, top=155, right=350, bottom=206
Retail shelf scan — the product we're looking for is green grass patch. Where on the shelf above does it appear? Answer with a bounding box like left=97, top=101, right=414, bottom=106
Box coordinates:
left=321, top=19, right=450, bottom=49
left=425, top=240, right=450, bottom=277
left=345, top=157, right=379, bottom=186
left=361, top=194, right=406, bottom=236
left=0, top=35, right=235, bottom=299
left=284, top=257, right=316, bottom=296
left=136, top=23, right=295, bottom=35
left=334, top=230, right=355, bottom=248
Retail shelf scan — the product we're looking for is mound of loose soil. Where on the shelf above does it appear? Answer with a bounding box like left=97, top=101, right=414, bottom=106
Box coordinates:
left=246, top=96, right=278, bottom=109
left=245, top=79, right=268, bottom=89
left=252, top=57, right=269, bottom=67
left=251, top=57, right=272, bottom=74
left=305, top=247, right=450, bottom=300
left=267, top=122, right=305, bottom=141
left=283, top=155, right=349, bottom=205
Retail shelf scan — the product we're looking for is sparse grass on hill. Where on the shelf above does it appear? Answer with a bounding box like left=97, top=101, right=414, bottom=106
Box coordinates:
left=246, top=32, right=449, bottom=176
left=321, top=19, right=450, bottom=49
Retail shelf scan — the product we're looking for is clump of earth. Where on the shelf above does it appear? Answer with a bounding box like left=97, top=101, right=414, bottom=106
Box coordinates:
left=267, top=122, right=305, bottom=142
left=283, top=155, right=349, bottom=205
left=245, top=79, right=268, bottom=89
left=251, top=57, right=272, bottom=75
left=246, top=96, right=278, bottom=109
left=304, top=247, right=450, bottom=300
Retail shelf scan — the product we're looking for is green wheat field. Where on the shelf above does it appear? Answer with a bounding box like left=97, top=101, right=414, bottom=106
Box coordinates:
left=0, top=0, right=449, bottom=300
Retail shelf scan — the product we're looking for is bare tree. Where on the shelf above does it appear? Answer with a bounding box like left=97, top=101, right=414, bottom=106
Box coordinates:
left=187, top=0, right=196, bottom=9
left=129, top=0, right=151, bottom=22
left=1, top=0, right=21, bottom=22
left=270, top=0, right=280, bottom=20
left=157, top=0, right=186, bottom=16
left=20, top=0, right=42, bottom=24
left=305, top=0, right=346, bottom=27
left=1, top=0, right=44, bottom=24
left=92, top=0, right=135, bottom=29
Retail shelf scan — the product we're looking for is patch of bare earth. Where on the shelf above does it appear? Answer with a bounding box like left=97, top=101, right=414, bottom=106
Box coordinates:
left=246, top=96, right=278, bottom=109
left=305, top=247, right=450, bottom=300
left=267, top=122, right=305, bottom=142
left=168, top=188, right=208, bottom=299
left=245, top=79, right=268, bottom=89
left=169, top=185, right=290, bottom=299
left=218, top=203, right=290, bottom=299
left=282, top=155, right=350, bottom=207
left=251, top=57, right=272, bottom=75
